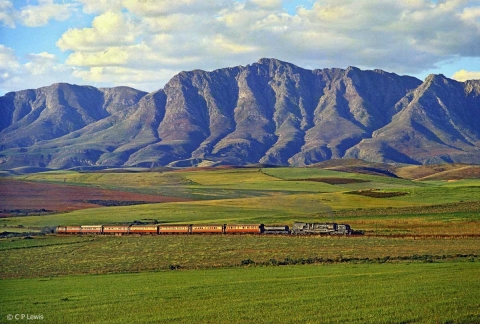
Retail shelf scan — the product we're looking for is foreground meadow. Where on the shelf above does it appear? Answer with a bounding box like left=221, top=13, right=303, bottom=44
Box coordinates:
left=1, top=262, right=479, bottom=323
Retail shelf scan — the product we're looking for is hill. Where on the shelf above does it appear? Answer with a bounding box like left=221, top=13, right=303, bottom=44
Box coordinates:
left=1, top=58, right=479, bottom=170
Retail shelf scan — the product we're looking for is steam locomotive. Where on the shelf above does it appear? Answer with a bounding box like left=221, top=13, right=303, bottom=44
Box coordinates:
left=291, top=222, right=352, bottom=235
left=56, top=222, right=353, bottom=235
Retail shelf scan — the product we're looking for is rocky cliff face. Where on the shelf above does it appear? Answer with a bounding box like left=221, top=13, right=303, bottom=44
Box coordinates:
left=345, top=74, right=480, bottom=164
left=1, top=58, right=479, bottom=169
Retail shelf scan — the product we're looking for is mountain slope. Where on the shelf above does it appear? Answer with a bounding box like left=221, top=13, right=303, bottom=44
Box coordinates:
left=1, top=59, right=479, bottom=170
left=345, top=74, right=480, bottom=164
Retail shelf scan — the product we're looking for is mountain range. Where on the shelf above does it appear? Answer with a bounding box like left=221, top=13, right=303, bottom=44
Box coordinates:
left=1, top=58, right=479, bottom=171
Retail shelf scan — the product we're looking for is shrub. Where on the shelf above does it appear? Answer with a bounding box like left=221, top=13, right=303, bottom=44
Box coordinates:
left=241, top=259, right=255, bottom=266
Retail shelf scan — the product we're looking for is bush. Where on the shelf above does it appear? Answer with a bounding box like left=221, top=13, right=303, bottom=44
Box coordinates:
left=241, top=259, right=255, bottom=266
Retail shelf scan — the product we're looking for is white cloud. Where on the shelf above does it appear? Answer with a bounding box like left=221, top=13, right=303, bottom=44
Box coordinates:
left=0, top=0, right=15, bottom=27
left=0, top=45, right=21, bottom=83
left=66, top=47, right=131, bottom=67
left=78, top=0, right=123, bottom=14
left=210, top=34, right=258, bottom=54
left=24, top=52, right=66, bottom=76
left=250, top=0, right=282, bottom=10
left=57, top=10, right=139, bottom=51
left=50, top=0, right=480, bottom=91
left=3, top=0, right=480, bottom=94
left=0, top=0, right=77, bottom=28
left=19, top=0, right=74, bottom=27
left=290, top=0, right=480, bottom=68
left=0, top=45, right=75, bottom=94
left=452, top=69, right=480, bottom=81
left=72, top=64, right=176, bottom=91
left=123, top=0, right=227, bottom=16
left=461, top=6, right=480, bottom=22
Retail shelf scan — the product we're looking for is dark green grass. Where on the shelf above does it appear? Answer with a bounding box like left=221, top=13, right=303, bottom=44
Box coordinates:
left=1, top=262, right=479, bottom=324
left=0, top=236, right=90, bottom=251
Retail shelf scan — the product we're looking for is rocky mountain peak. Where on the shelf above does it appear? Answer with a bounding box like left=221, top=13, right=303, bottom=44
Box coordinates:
left=1, top=59, right=479, bottom=170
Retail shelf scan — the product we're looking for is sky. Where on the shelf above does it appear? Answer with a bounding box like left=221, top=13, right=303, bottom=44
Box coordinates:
left=1, top=0, right=480, bottom=95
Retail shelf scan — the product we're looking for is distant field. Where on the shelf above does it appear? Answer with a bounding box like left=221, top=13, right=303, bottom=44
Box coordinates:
left=0, top=179, right=190, bottom=216
left=1, top=262, right=479, bottom=323
left=2, top=167, right=479, bottom=236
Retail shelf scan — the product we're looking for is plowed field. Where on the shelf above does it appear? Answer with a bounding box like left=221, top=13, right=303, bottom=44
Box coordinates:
left=0, top=179, right=190, bottom=216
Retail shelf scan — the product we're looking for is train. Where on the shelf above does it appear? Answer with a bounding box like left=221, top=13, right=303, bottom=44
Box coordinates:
left=56, top=222, right=354, bottom=235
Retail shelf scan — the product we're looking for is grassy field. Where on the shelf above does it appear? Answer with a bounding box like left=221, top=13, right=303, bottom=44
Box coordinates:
left=1, top=166, right=480, bottom=323
left=0, top=234, right=478, bottom=279
left=1, top=262, right=479, bottom=324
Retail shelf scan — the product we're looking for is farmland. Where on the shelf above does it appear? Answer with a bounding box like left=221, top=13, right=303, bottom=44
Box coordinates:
left=2, top=166, right=480, bottom=235
left=0, top=179, right=190, bottom=217
left=0, top=234, right=479, bottom=279
left=1, top=163, right=479, bottom=323
left=1, top=262, right=479, bottom=323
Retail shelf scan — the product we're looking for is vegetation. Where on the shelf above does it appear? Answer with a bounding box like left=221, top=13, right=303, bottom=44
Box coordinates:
left=1, top=234, right=479, bottom=279
left=1, top=262, right=479, bottom=323
left=1, top=165, right=479, bottom=323
left=4, top=168, right=479, bottom=232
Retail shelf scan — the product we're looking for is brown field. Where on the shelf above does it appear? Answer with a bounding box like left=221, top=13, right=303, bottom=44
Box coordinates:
left=416, top=165, right=480, bottom=181
left=309, top=159, right=480, bottom=180
left=0, top=179, right=190, bottom=216
left=395, top=164, right=479, bottom=180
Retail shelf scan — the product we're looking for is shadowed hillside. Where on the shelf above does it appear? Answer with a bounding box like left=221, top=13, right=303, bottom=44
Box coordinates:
left=1, top=59, right=479, bottom=170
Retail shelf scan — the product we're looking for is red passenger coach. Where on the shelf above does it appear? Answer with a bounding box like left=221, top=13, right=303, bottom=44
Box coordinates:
left=65, top=226, right=82, bottom=234
left=129, top=225, right=158, bottom=234
left=159, top=225, right=190, bottom=234
left=225, top=224, right=261, bottom=234
left=191, top=225, right=224, bottom=234
left=80, top=225, right=103, bottom=234
left=103, top=225, right=130, bottom=234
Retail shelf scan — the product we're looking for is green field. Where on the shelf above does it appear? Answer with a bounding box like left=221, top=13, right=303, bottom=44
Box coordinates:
left=0, top=235, right=480, bottom=278
left=1, top=262, right=479, bottom=323
left=1, top=166, right=480, bottom=323
left=1, top=235, right=479, bottom=278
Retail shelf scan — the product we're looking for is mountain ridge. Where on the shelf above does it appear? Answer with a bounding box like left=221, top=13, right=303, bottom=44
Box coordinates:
left=1, top=58, right=479, bottom=170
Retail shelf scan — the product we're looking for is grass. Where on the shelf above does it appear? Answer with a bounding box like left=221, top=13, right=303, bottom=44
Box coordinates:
left=1, top=235, right=479, bottom=279
left=1, top=262, right=479, bottom=323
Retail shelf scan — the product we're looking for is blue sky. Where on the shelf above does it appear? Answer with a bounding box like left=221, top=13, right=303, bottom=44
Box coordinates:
left=1, top=0, right=479, bottom=95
